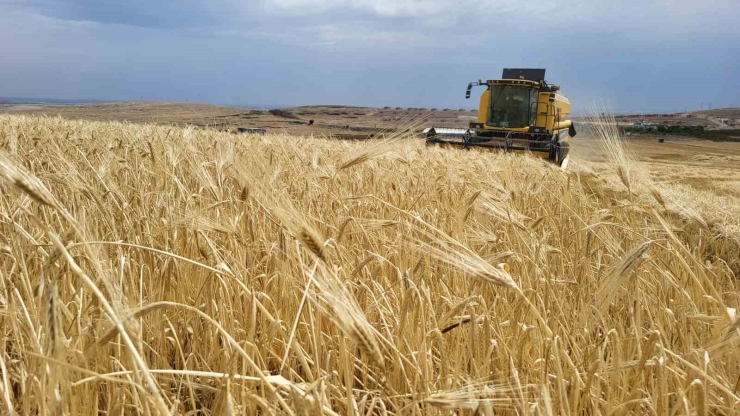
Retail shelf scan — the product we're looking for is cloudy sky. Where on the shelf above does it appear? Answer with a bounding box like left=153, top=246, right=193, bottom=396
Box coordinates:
left=1, top=0, right=738, bottom=112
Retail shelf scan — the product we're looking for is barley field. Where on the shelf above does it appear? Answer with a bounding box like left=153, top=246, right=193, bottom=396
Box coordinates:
left=0, top=114, right=738, bottom=415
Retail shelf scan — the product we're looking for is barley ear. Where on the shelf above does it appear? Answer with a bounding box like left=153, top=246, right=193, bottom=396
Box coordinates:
left=350, top=321, right=385, bottom=370
left=0, top=153, right=57, bottom=207
left=595, top=242, right=651, bottom=312
left=650, top=187, right=667, bottom=209
left=338, top=153, right=369, bottom=170
left=147, top=140, right=157, bottom=167
left=298, top=226, right=325, bottom=260
left=462, top=190, right=482, bottom=222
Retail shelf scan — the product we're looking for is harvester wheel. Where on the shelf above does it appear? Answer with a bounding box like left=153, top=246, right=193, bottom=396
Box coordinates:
left=556, top=141, right=570, bottom=167
left=560, top=156, right=570, bottom=171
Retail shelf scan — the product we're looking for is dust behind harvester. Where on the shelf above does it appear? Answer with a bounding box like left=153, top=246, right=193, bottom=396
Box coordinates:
left=424, top=68, right=576, bottom=169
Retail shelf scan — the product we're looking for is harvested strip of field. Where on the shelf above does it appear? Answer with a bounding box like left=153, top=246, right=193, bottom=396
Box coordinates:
left=0, top=114, right=737, bottom=415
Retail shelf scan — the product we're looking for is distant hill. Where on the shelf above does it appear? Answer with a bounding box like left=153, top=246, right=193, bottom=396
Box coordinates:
left=0, top=96, right=113, bottom=105
left=692, top=107, right=740, bottom=118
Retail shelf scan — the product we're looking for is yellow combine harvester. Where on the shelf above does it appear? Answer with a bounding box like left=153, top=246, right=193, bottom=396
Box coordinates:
left=424, top=68, right=576, bottom=168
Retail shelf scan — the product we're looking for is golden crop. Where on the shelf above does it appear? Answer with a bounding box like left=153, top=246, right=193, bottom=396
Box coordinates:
left=0, top=114, right=737, bottom=415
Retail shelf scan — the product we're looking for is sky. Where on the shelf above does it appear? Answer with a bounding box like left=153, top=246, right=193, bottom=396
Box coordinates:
left=1, top=0, right=739, bottom=112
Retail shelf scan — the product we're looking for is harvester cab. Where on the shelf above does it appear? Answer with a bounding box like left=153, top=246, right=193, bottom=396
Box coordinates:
left=424, top=68, right=576, bottom=169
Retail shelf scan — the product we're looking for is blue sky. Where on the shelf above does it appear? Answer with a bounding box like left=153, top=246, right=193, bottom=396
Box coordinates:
left=1, top=0, right=738, bottom=112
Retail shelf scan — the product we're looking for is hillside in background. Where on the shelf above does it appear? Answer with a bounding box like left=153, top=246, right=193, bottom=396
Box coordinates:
left=0, top=101, right=477, bottom=136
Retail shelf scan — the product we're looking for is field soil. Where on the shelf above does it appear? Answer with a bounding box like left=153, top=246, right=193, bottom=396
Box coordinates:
left=0, top=101, right=478, bottom=136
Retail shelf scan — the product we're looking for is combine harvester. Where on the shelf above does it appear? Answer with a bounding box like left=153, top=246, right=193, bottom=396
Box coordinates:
left=424, top=68, right=576, bottom=169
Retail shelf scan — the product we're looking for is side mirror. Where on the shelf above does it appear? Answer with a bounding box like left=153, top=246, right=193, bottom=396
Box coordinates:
left=465, top=80, right=484, bottom=99
left=569, top=123, right=577, bottom=137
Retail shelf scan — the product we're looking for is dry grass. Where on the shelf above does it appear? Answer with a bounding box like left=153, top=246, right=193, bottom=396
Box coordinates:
left=0, top=113, right=738, bottom=415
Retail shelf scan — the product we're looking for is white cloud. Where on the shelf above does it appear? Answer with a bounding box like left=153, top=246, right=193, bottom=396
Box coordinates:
left=255, top=0, right=740, bottom=48
left=6, top=0, right=739, bottom=50
left=266, top=0, right=448, bottom=17
left=263, top=0, right=565, bottom=18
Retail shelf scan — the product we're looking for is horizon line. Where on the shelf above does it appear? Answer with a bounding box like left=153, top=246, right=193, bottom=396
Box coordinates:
left=1, top=96, right=735, bottom=115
